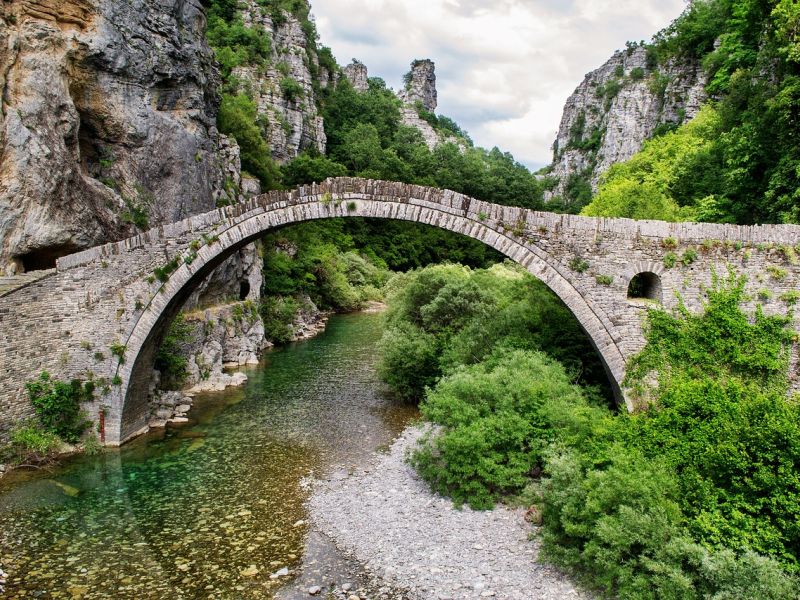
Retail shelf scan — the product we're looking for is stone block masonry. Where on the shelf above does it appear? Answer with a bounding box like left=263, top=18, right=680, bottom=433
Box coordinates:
left=2, top=178, right=800, bottom=445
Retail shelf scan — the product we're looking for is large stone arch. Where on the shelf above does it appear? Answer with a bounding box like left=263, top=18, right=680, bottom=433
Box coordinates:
left=7, top=179, right=800, bottom=444
left=111, top=188, right=627, bottom=444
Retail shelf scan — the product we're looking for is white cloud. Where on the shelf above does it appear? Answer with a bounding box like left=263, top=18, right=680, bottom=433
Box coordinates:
left=312, top=0, right=686, bottom=169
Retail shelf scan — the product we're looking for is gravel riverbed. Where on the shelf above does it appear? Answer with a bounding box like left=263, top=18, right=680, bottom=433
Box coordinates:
left=308, top=427, right=591, bottom=600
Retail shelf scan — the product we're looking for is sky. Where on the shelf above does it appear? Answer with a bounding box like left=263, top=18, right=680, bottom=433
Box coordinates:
left=312, top=0, right=687, bottom=170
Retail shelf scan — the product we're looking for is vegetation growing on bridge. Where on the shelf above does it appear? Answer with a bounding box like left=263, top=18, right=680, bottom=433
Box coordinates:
left=379, top=266, right=800, bottom=597
left=1, top=372, right=95, bottom=468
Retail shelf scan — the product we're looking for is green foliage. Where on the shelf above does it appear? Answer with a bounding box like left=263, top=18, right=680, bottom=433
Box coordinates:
left=378, top=262, right=611, bottom=403
left=412, top=349, right=596, bottom=509
left=586, top=0, right=800, bottom=226
left=595, top=274, right=613, bottom=285
left=681, top=248, right=698, bottom=265
left=279, top=76, right=304, bottom=102
left=767, top=265, right=788, bottom=281
left=542, top=445, right=798, bottom=599
left=25, top=372, right=92, bottom=443
left=562, top=172, right=593, bottom=213
left=537, top=271, right=800, bottom=593
left=582, top=106, right=723, bottom=221
left=121, top=195, right=150, bottom=230
left=629, top=66, right=646, bottom=80
left=780, top=290, right=800, bottom=305
left=154, top=314, right=193, bottom=389
left=321, top=78, right=544, bottom=209
left=663, top=252, right=678, bottom=268
left=628, top=271, right=793, bottom=391
left=218, top=93, right=280, bottom=189
left=82, top=434, right=103, bottom=456
left=109, top=342, right=126, bottom=363
left=259, top=295, right=300, bottom=344
left=568, top=256, right=590, bottom=273
left=260, top=221, right=389, bottom=313
left=206, top=3, right=271, bottom=81
left=281, top=152, right=347, bottom=187
left=9, top=422, right=61, bottom=458
left=153, top=256, right=180, bottom=283
left=378, top=322, right=440, bottom=401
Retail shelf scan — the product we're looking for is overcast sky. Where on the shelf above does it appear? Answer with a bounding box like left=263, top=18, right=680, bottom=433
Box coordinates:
left=313, top=0, right=687, bottom=170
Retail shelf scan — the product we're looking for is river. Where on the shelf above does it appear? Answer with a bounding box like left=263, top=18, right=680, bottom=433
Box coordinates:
left=0, top=312, right=418, bottom=599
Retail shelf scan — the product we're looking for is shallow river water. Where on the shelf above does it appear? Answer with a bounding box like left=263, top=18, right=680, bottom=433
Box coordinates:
left=0, top=312, right=418, bottom=599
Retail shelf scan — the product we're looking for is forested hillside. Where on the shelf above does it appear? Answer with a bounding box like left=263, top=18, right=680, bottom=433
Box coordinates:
left=204, top=0, right=546, bottom=273
left=581, top=0, right=800, bottom=224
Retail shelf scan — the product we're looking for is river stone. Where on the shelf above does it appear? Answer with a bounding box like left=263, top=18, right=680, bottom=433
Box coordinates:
left=270, top=567, right=289, bottom=579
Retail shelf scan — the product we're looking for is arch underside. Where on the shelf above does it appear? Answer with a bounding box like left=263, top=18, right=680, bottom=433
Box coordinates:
left=114, top=196, right=627, bottom=444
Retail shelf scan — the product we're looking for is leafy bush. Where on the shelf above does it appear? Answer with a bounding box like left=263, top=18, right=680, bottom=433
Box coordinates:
left=379, top=262, right=612, bottom=403
left=413, top=349, right=596, bottom=509
left=568, top=256, right=590, bottom=272
left=9, top=422, right=62, bottom=457
left=259, top=295, right=300, bottom=344
left=280, top=77, right=304, bottom=102
left=377, top=322, right=440, bottom=401
left=541, top=446, right=798, bottom=599
left=595, top=274, right=613, bottom=285
left=154, top=314, right=194, bottom=389
left=25, top=372, right=92, bottom=443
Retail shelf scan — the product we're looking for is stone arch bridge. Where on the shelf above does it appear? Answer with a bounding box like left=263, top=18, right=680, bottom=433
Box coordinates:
left=2, top=178, right=800, bottom=445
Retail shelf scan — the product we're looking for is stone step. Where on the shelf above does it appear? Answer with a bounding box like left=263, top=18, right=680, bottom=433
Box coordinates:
left=0, top=269, right=56, bottom=297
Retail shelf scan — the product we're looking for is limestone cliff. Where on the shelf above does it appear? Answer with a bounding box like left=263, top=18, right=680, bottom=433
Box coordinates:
left=398, top=59, right=442, bottom=150
left=235, top=0, right=330, bottom=164
left=343, top=58, right=455, bottom=150
left=0, top=0, right=232, bottom=274
left=544, top=46, right=706, bottom=203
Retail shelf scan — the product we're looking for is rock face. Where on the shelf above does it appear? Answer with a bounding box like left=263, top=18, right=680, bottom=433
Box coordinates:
left=343, top=60, right=369, bottom=92
left=399, top=59, right=437, bottom=112
left=177, top=301, right=268, bottom=394
left=0, top=0, right=231, bottom=274
left=545, top=46, right=706, bottom=202
left=236, top=0, right=329, bottom=164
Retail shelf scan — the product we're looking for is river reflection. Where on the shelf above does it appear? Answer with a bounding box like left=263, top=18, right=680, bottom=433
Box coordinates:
left=0, top=312, right=417, bottom=599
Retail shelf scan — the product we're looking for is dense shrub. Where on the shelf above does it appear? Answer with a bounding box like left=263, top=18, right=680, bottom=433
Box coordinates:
left=218, top=93, right=280, bottom=189
left=377, top=322, right=440, bottom=401
left=8, top=422, right=62, bottom=458
left=25, top=372, right=92, bottom=443
left=259, top=295, right=301, bottom=344
left=413, top=349, right=597, bottom=509
left=378, top=263, right=612, bottom=401
left=542, top=446, right=798, bottom=599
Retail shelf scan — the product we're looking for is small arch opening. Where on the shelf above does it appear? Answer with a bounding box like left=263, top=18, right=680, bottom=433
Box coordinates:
left=627, top=272, right=662, bottom=302
left=238, top=280, right=251, bottom=301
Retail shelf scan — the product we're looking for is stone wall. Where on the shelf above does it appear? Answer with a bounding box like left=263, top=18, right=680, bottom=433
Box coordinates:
left=2, top=179, right=800, bottom=445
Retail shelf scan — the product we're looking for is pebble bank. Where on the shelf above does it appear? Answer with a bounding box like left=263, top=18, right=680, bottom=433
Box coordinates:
left=309, top=427, right=591, bottom=600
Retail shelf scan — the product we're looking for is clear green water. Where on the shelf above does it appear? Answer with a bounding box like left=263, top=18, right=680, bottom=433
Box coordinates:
left=0, top=312, right=417, bottom=599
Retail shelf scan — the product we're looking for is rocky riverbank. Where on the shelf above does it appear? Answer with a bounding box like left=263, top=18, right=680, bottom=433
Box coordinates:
left=148, top=296, right=331, bottom=428
left=308, top=427, right=590, bottom=600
